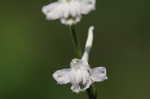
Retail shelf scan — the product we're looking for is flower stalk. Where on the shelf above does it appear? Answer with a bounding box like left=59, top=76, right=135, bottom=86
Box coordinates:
left=87, top=86, right=97, bottom=99
left=69, top=25, right=82, bottom=58
left=69, top=25, right=97, bottom=99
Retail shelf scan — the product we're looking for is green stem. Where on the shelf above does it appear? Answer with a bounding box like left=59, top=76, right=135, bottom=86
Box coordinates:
left=86, top=86, right=97, bottom=99
left=69, top=25, right=97, bottom=99
left=69, top=25, right=82, bottom=58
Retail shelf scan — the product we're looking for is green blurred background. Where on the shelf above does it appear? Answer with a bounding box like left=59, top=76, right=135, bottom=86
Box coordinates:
left=0, top=0, right=149, bottom=99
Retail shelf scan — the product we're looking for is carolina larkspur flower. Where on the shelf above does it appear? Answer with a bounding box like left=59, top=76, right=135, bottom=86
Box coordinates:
left=53, top=26, right=107, bottom=93
left=42, top=0, right=96, bottom=25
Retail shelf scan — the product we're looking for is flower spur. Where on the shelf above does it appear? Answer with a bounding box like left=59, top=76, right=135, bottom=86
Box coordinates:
left=53, top=26, right=107, bottom=93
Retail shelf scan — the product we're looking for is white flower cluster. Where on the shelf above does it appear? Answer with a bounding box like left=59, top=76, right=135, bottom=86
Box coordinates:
left=53, top=26, right=107, bottom=93
left=41, top=0, right=108, bottom=93
left=42, top=0, right=96, bottom=25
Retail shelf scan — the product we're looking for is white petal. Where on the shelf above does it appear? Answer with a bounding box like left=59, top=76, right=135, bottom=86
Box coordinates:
left=91, top=67, right=107, bottom=82
left=53, top=68, right=71, bottom=84
left=69, top=1, right=81, bottom=17
left=42, top=2, right=62, bottom=20
left=59, top=3, right=70, bottom=18
left=79, top=0, right=96, bottom=14
left=42, top=2, right=58, bottom=14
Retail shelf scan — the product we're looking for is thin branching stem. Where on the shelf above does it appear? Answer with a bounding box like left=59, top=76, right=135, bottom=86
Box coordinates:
left=69, top=25, right=97, bottom=99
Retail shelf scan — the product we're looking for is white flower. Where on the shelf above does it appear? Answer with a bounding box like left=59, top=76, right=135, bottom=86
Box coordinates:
left=42, top=0, right=96, bottom=25
left=53, top=26, right=107, bottom=93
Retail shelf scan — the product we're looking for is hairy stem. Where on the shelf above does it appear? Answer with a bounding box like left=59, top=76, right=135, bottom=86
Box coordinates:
left=69, top=25, right=97, bottom=99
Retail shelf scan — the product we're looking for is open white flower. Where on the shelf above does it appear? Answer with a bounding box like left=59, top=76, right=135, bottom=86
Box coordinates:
left=53, top=26, right=107, bottom=93
left=42, top=0, right=96, bottom=25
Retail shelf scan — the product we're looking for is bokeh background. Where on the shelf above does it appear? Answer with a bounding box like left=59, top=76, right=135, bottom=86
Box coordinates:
left=0, top=0, right=149, bottom=99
